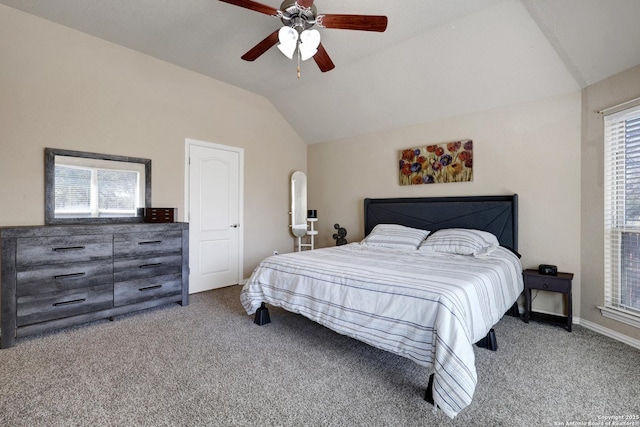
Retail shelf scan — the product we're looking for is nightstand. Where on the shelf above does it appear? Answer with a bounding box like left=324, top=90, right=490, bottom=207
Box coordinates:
left=523, top=269, right=574, bottom=332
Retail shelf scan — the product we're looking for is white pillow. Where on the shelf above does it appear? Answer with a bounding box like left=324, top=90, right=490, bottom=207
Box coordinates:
left=419, top=228, right=499, bottom=256
left=362, top=224, right=430, bottom=250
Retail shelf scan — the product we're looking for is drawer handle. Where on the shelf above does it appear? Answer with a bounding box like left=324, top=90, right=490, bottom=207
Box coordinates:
left=139, top=285, right=162, bottom=292
left=139, top=263, right=162, bottom=269
left=53, top=246, right=86, bottom=252
left=54, top=272, right=86, bottom=280
left=53, top=298, right=86, bottom=307
left=139, top=240, right=162, bottom=245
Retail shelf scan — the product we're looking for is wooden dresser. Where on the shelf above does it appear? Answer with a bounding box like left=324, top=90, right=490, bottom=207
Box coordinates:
left=0, top=223, right=189, bottom=348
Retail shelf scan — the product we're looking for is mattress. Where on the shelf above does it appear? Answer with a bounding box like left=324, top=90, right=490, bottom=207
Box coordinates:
left=240, top=243, right=523, bottom=418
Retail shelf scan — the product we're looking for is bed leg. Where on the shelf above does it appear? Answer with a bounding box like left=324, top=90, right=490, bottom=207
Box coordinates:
left=506, top=301, right=520, bottom=317
left=254, top=302, right=271, bottom=326
left=475, top=328, right=498, bottom=351
left=424, top=373, right=435, bottom=404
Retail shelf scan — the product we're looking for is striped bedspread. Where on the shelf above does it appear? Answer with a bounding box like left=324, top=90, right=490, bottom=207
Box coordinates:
left=240, top=243, right=523, bottom=418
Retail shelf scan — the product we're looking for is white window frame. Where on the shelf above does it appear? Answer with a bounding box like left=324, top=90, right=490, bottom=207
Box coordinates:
left=601, top=104, right=640, bottom=328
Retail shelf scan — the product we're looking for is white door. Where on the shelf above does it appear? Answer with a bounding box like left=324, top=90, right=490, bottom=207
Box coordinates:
left=186, top=140, right=243, bottom=293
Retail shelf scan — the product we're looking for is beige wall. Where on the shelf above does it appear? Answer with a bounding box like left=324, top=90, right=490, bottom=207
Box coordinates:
left=4, top=3, right=639, bottom=343
left=581, top=65, right=640, bottom=341
left=0, top=5, right=306, bottom=278
left=308, top=92, right=582, bottom=317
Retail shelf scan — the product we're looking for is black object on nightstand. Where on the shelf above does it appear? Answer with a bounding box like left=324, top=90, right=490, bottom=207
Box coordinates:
left=523, top=269, right=574, bottom=332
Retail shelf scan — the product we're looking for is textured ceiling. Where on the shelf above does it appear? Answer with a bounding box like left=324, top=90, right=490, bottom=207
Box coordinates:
left=2, top=0, right=639, bottom=144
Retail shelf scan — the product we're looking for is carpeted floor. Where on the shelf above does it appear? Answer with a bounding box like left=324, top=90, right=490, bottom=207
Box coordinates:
left=0, top=285, right=638, bottom=427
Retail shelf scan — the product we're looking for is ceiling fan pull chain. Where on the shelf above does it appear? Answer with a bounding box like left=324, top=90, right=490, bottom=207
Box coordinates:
left=297, top=47, right=301, bottom=79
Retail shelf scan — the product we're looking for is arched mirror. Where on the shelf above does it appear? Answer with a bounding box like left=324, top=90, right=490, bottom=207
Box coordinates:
left=290, top=171, right=307, bottom=237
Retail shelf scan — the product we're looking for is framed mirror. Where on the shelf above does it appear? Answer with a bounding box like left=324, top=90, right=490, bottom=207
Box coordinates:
left=290, top=171, right=307, bottom=237
left=45, top=148, right=151, bottom=225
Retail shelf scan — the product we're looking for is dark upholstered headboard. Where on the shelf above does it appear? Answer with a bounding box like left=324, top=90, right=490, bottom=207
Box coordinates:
left=364, top=194, right=518, bottom=251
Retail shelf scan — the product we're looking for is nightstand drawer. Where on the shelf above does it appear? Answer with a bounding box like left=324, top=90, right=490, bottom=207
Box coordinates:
left=523, top=274, right=571, bottom=293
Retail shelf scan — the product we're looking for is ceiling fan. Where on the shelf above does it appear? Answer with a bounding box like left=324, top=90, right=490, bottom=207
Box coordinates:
left=219, top=0, right=388, bottom=76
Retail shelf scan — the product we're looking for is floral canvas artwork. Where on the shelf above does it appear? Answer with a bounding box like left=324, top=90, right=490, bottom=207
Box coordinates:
left=399, top=139, right=473, bottom=185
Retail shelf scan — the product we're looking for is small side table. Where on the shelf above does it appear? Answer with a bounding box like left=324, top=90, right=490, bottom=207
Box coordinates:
left=523, top=269, right=574, bottom=332
left=297, top=218, right=317, bottom=251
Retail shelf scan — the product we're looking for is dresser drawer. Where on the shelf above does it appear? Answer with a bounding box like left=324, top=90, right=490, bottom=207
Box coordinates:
left=113, top=254, right=182, bottom=282
left=16, top=235, right=113, bottom=267
left=17, top=284, right=113, bottom=326
left=114, top=274, right=182, bottom=307
left=16, top=261, right=113, bottom=297
left=113, top=231, right=182, bottom=257
left=523, top=274, right=571, bottom=293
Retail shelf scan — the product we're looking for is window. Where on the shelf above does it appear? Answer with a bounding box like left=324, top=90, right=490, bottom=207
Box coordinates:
left=54, top=164, right=140, bottom=218
left=603, top=104, right=640, bottom=327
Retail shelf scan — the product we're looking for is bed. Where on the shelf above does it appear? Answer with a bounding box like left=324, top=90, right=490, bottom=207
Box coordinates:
left=240, top=195, right=523, bottom=418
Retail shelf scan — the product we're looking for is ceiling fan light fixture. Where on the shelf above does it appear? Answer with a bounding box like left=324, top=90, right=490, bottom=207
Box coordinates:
left=300, top=29, right=320, bottom=46
left=299, top=47, right=317, bottom=61
left=277, top=42, right=297, bottom=59
left=299, top=29, right=320, bottom=61
left=277, top=26, right=298, bottom=59
left=222, top=0, right=386, bottom=74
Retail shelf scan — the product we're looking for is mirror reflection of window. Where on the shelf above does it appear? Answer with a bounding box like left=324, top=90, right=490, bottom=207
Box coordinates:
left=54, top=165, right=91, bottom=216
left=54, top=155, right=144, bottom=219
left=97, top=169, right=139, bottom=212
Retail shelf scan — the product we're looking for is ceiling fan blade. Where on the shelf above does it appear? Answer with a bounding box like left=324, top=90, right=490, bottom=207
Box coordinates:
left=296, top=0, right=315, bottom=9
left=241, top=30, right=280, bottom=61
left=218, top=0, right=279, bottom=16
left=318, top=14, right=388, bottom=32
left=313, top=43, right=335, bottom=72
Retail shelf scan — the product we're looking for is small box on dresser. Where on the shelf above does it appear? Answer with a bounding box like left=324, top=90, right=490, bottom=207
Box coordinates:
left=142, top=208, right=177, bottom=223
left=1, top=222, right=189, bottom=349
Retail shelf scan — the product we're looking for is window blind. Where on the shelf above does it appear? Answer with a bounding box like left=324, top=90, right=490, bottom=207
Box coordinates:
left=54, top=165, right=140, bottom=218
left=604, top=104, right=640, bottom=318
left=97, top=169, right=138, bottom=211
left=54, top=165, right=92, bottom=214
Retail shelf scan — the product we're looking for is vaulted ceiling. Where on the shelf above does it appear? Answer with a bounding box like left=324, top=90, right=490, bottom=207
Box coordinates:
left=2, top=0, right=640, bottom=144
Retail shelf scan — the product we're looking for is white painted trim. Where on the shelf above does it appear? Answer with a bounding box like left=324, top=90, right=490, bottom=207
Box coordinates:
left=579, top=318, right=640, bottom=350
left=184, top=138, right=244, bottom=287
left=597, top=305, right=640, bottom=329
left=523, top=307, right=640, bottom=350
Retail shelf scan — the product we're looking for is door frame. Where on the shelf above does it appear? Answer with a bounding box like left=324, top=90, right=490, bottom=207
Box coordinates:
left=184, top=138, right=244, bottom=287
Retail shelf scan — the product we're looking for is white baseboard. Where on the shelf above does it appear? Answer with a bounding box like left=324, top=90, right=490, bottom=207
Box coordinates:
left=578, top=318, right=640, bottom=350
left=523, top=307, right=640, bottom=350
left=230, top=288, right=640, bottom=350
